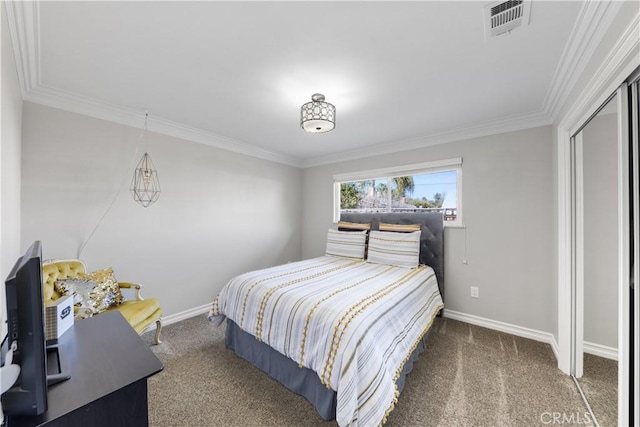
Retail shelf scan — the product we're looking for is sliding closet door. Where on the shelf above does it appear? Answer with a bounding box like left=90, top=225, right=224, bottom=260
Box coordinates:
left=628, top=71, right=639, bottom=427
left=570, top=78, right=635, bottom=427
left=575, top=95, right=619, bottom=382
left=617, top=82, right=631, bottom=427
left=571, top=93, right=619, bottom=427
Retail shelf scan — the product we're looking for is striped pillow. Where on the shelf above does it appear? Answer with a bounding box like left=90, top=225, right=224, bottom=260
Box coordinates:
left=367, top=230, right=421, bottom=268
left=325, top=229, right=367, bottom=259
left=379, top=223, right=421, bottom=233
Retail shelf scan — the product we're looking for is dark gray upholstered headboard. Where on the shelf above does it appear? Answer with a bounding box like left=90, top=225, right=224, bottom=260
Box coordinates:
left=340, top=212, right=445, bottom=302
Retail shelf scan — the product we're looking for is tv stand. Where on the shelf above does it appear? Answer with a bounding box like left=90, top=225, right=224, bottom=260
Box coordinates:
left=45, top=344, right=70, bottom=387
left=6, top=312, right=163, bottom=427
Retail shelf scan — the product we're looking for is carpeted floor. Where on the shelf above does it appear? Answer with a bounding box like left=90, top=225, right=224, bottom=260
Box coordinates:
left=143, top=315, right=595, bottom=427
left=577, top=354, right=618, bottom=427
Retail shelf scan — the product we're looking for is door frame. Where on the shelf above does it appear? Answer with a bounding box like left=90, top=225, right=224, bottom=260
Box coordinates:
left=572, top=131, right=585, bottom=380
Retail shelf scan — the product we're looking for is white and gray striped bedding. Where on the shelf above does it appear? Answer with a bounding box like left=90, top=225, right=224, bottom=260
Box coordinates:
left=209, top=255, right=444, bottom=427
left=367, top=230, right=421, bottom=268
left=326, top=228, right=368, bottom=259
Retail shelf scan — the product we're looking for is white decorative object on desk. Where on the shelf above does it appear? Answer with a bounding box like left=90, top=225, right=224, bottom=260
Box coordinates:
left=45, top=294, right=74, bottom=342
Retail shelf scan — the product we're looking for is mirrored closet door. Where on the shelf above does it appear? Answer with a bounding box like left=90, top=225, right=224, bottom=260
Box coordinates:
left=570, top=67, right=640, bottom=427
left=629, top=70, right=639, bottom=427
left=573, top=94, right=619, bottom=427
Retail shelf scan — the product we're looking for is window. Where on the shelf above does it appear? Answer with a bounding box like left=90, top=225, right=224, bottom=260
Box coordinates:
left=333, top=158, right=463, bottom=227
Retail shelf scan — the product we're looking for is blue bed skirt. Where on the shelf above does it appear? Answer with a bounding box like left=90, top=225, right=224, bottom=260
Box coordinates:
left=225, top=320, right=430, bottom=421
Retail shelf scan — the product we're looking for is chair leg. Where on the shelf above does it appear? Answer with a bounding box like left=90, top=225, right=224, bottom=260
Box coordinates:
left=153, top=319, right=163, bottom=345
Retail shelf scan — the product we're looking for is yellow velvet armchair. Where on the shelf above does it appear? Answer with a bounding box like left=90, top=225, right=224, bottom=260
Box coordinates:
left=42, top=259, right=163, bottom=344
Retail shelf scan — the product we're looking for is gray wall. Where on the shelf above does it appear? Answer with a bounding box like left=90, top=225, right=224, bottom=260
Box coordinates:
left=1, top=3, right=24, bottom=339
left=302, top=126, right=555, bottom=334
left=582, top=112, right=618, bottom=349
left=21, top=103, right=302, bottom=318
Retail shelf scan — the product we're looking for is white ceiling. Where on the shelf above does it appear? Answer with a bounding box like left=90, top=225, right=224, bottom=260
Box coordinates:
left=6, top=1, right=626, bottom=167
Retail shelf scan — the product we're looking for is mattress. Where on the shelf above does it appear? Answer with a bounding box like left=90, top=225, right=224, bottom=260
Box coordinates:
left=209, top=255, right=444, bottom=427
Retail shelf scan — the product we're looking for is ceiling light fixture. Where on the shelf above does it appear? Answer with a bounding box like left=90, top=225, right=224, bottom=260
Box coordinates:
left=300, top=93, right=335, bottom=133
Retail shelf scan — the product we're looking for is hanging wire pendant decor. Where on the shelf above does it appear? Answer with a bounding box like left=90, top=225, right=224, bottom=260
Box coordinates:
left=130, top=113, right=161, bottom=207
left=131, top=153, right=160, bottom=207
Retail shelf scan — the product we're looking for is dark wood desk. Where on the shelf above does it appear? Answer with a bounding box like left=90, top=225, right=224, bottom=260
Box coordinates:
left=7, top=311, right=163, bottom=427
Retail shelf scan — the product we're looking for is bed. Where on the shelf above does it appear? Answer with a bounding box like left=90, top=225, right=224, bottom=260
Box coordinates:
left=209, top=212, right=445, bottom=426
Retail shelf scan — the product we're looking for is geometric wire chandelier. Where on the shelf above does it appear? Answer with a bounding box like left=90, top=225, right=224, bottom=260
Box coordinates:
left=130, top=113, right=161, bottom=207
left=300, top=93, right=336, bottom=133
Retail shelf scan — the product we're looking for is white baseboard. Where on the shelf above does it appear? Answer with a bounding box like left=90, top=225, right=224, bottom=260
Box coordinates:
left=583, top=341, right=618, bottom=361
left=147, top=303, right=211, bottom=331
left=149, top=305, right=619, bottom=362
left=550, top=334, right=560, bottom=361
left=153, top=305, right=583, bottom=363
left=442, top=309, right=558, bottom=358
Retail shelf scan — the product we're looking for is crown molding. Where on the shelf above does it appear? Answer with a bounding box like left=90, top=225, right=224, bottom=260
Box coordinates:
left=4, top=0, right=40, bottom=96
left=300, top=109, right=553, bottom=168
left=24, top=84, right=303, bottom=167
left=5, top=1, right=631, bottom=170
left=5, top=1, right=302, bottom=167
left=558, top=12, right=640, bottom=132
left=303, top=0, right=628, bottom=170
left=543, top=0, right=624, bottom=121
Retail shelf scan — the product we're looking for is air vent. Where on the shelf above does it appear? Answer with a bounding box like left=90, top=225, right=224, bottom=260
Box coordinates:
left=484, top=0, right=531, bottom=39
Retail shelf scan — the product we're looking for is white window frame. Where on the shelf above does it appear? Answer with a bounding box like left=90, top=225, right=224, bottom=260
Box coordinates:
left=333, top=157, right=463, bottom=227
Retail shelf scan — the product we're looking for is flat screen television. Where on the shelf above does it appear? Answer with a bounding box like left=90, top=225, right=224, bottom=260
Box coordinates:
left=1, top=241, right=48, bottom=416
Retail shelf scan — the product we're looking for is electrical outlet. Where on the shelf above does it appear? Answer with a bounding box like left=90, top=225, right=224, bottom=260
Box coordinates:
left=470, top=286, right=479, bottom=298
